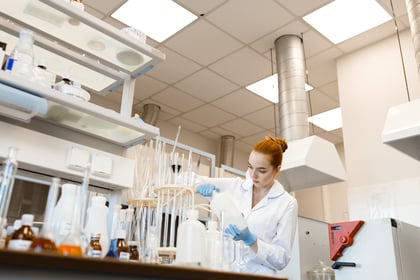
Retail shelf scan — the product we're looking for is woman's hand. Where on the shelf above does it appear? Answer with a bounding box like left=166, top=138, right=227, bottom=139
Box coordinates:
left=196, top=183, right=219, bottom=197
left=225, top=224, right=257, bottom=246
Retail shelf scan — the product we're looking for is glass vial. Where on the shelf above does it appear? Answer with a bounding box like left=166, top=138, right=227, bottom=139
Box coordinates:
left=8, top=214, right=35, bottom=251
left=0, top=147, right=18, bottom=231
left=116, top=229, right=130, bottom=261
left=86, top=233, right=102, bottom=258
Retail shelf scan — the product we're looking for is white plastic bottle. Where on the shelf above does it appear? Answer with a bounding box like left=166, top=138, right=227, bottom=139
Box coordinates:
left=201, top=220, right=222, bottom=269
left=6, top=29, right=34, bottom=77
left=84, top=196, right=109, bottom=257
left=51, top=183, right=78, bottom=245
left=175, top=209, right=205, bottom=266
left=210, top=192, right=247, bottom=230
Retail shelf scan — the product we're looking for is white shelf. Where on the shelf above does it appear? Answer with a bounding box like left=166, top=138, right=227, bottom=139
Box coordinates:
left=0, top=71, right=159, bottom=147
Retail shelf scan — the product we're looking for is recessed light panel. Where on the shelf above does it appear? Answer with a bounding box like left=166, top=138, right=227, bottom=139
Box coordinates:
left=112, top=0, right=198, bottom=43
left=308, top=107, right=343, bottom=131
left=246, top=74, right=313, bottom=103
left=303, top=0, right=391, bottom=44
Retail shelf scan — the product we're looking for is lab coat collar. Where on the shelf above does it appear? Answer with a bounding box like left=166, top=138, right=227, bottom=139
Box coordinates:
left=241, top=178, right=286, bottom=211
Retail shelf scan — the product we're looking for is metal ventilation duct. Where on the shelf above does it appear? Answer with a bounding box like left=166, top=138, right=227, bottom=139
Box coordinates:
left=275, top=35, right=346, bottom=191
left=382, top=0, right=420, bottom=161
left=220, top=135, right=235, bottom=166
left=141, top=103, right=160, bottom=126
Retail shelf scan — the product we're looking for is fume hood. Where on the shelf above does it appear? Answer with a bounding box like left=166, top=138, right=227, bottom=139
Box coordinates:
left=279, top=135, right=347, bottom=191
left=382, top=98, right=420, bottom=161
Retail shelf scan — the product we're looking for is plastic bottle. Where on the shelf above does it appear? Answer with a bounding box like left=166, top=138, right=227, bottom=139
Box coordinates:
left=83, top=196, right=109, bottom=257
left=201, top=220, right=222, bottom=269
left=86, top=233, right=102, bottom=258
left=0, top=147, right=19, bottom=231
left=30, top=177, right=60, bottom=254
left=210, top=192, right=247, bottom=231
left=6, top=29, right=34, bottom=77
left=30, top=58, right=56, bottom=89
left=51, top=183, right=78, bottom=245
left=8, top=214, right=35, bottom=251
left=175, top=209, right=206, bottom=266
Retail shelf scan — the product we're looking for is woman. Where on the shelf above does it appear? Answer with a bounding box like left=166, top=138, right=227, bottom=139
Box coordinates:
left=196, top=136, right=298, bottom=275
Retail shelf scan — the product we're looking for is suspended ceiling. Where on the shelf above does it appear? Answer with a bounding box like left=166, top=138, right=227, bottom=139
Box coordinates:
left=83, top=0, right=409, bottom=152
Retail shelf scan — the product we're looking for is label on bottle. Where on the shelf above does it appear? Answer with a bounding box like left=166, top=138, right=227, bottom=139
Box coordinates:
left=119, top=251, right=130, bottom=261
left=8, top=239, right=32, bottom=251
left=87, top=249, right=102, bottom=258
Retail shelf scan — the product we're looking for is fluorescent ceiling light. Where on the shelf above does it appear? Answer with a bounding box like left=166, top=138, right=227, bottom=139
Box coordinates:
left=246, top=74, right=313, bottom=103
left=308, top=107, right=342, bottom=131
left=111, top=0, right=198, bottom=43
left=303, top=0, right=392, bottom=44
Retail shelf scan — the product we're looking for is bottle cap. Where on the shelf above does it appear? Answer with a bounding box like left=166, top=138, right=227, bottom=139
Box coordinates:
left=186, top=209, right=198, bottom=220
left=91, top=196, right=106, bottom=206
left=21, top=214, right=34, bottom=226
left=13, top=219, right=21, bottom=229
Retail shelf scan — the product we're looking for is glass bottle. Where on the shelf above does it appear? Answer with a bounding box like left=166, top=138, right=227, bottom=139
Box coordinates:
left=230, top=241, right=248, bottom=273
left=0, top=147, right=19, bottom=231
left=128, top=241, right=139, bottom=261
left=8, top=214, right=35, bottom=251
left=30, top=177, right=60, bottom=254
left=57, top=186, right=83, bottom=256
left=116, top=229, right=130, bottom=261
left=86, top=233, right=102, bottom=258
left=105, top=238, right=119, bottom=259
left=6, top=29, right=34, bottom=77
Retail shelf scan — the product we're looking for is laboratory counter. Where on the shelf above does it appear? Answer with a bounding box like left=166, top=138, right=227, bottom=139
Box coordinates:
left=0, top=249, right=287, bottom=280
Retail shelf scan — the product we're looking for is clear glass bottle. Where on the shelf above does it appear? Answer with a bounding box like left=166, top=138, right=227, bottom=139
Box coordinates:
left=86, top=233, right=102, bottom=258
left=30, top=177, right=60, bottom=254
left=0, top=147, right=18, bottom=231
left=57, top=186, right=83, bottom=256
left=6, top=29, right=34, bottom=77
left=230, top=241, right=248, bottom=273
left=8, top=214, right=35, bottom=251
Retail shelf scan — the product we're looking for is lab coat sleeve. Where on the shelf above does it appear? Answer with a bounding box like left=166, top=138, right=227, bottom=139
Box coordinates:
left=249, top=197, right=298, bottom=271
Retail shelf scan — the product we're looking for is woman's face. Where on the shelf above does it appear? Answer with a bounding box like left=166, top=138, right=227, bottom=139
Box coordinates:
left=247, top=151, right=279, bottom=190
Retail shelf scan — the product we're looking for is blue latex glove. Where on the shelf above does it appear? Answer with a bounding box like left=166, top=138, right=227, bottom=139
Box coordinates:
left=225, top=224, right=257, bottom=246
left=196, top=183, right=219, bottom=197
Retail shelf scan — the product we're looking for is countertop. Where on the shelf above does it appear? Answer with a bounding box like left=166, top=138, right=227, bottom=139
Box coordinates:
left=0, top=249, right=287, bottom=280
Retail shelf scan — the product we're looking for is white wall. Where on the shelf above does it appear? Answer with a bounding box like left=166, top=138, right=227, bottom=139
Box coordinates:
left=337, top=29, right=420, bottom=226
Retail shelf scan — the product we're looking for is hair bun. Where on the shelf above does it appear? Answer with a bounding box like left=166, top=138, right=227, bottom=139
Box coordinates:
left=266, top=136, right=288, bottom=152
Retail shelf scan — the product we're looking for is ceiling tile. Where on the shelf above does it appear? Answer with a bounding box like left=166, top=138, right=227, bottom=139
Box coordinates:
left=147, top=46, right=201, bottom=84
left=250, top=20, right=310, bottom=54
left=181, top=105, right=236, bottom=127
left=307, top=90, right=339, bottom=115
left=242, top=105, right=276, bottom=130
left=221, top=118, right=265, bottom=137
left=209, top=47, right=272, bottom=86
left=302, top=30, right=335, bottom=58
left=205, top=0, right=294, bottom=43
left=174, top=69, right=239, bottom=102
left=83, top=0, right=125, bottom=16
left=318, top=81, right=339, bottom=102
left=275, top=0, right=333, bottom=17
left=134, top=75, right=168, bottom=100
left=164, top=20, right=242, bottom=65
left=212, top=88, right=270, bottom=116
left=175, top=0, right=228, bottom=15
left=168, top=116, right=206, bottom=133
left=150, top=87, right=204, bottom=112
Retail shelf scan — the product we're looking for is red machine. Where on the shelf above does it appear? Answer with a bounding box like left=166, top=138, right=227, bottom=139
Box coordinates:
left=328, top=220, right=364, bottom=261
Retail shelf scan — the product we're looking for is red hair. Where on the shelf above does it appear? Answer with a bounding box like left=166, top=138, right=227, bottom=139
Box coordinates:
left=252, top=136, right=288, bottom=169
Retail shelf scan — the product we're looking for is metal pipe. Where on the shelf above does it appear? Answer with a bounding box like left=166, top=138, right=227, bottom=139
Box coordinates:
left=274, top=34, right=309, bottom=141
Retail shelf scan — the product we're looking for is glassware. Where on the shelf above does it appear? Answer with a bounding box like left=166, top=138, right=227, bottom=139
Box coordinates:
left=0, top=147, right=19, bottom=232
left=201, top=220, right=222, bottom=269
left=30, top=177, right=60, bottom=254
left=84, top=196, right=109, bottom=257
left=86, top=233, right=102, bottom=258
left=57, top=186, right=83, bottom=256
left=128, top=241, right=139, bottom=261
left=8, top=214, right=35, bottom=251
left=231, top=241, right=248, bottom=273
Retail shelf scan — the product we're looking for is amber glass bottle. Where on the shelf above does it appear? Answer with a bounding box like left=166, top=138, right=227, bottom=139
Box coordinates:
left=86, top=233, right=102, bottom=258
left=8, top=214, right=35, bottom=251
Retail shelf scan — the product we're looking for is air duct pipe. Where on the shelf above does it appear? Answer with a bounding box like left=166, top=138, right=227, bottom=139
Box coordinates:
left=275, top=34, right=309, bottom=141
left=141, top=103, right=160, bottom=126
left=220, top=135, right=235, bottom=167
left=274, top=34, right=346, bottom=190
left=406, top=0, right=420, bottom=78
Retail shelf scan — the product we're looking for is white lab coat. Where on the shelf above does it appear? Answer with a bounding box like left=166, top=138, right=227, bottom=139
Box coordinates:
left=198, top=175, right=298, bottom=275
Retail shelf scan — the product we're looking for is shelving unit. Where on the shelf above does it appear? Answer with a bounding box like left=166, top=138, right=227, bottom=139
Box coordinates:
left=0, top=0, right=165, bottom=148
